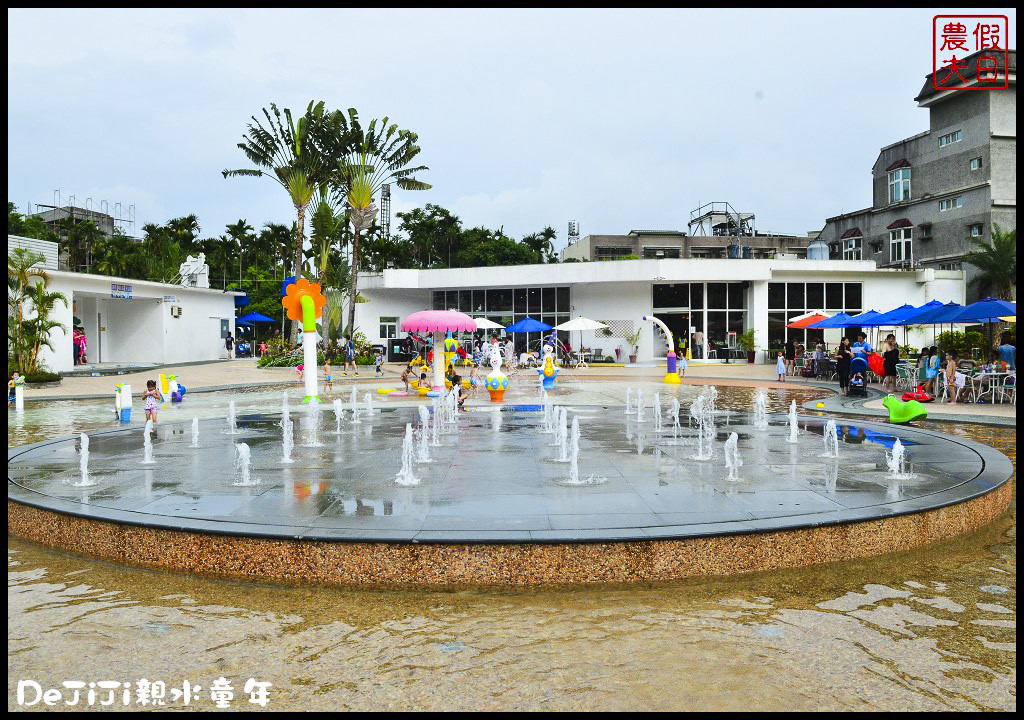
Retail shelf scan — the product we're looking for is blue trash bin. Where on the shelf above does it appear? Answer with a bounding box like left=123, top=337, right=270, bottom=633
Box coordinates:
left=120, top=408, right=131, bottom=423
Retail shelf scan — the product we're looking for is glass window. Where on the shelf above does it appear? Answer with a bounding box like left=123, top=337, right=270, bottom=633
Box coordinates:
left=768, top=283, right=785, bottom=308
left=379, top=316, right=398, bottom=339
left=707, top=283, right=727, bottom=309
left=786, top=283, right=804, bottom=309
left=842, top=237, right=862, bottom=261
left=653, top=283, right=688, bottom=308
left=768, top=312, right=786, bottom=349
left=542, top=287, right=556, bottom=313
left=970, top=157, right=982, bottom=171
left=472, top=290, right=485, bottom=313
left=707, top=311, right=727, bottom=348
left=889, top=228, right=912, bottom=263
left=938, top=129, right=962, bottom=147
left=939, top=196, right=963, bottom=211
left=727, top=283, right=743, bottom=309
left=969, top=224, right=983, bottom=237
left=825, top=283, right=843, bottom=309
left=487, top=289, right=512, bottom=312
left=844, top=283, right=862, bottom=311
left=513, top=288, right=527, bottom=313
left=528, top=287, right=540, bottom=314
left=806, top=283, right=824, bottom=309
left=887, top=167, right=911, bottom=204
left=445, top=291, right=458, bottom=309
left=458, top=290, right=472, bottom=311
left=556, top=287, right=569, bottom=312
left=728, top=311, right=747, bottom=335
left=689, top=283, right=703, bottom=309
left=432, top=291, right=445, bottom=310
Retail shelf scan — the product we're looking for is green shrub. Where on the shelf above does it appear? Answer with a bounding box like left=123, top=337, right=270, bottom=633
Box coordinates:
left=936, top=330, right=985, bottom=359
left=603, top=356, right=614, bottom=363
left=23, top=370, right=62, bottom=383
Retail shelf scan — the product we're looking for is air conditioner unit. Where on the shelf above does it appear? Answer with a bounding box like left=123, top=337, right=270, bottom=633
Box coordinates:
left=171, top=306, right=182, bottom=318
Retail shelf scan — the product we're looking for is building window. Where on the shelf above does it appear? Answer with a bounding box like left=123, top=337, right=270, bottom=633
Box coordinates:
left=938, top=130, right=962, bottom=147
left=595, top=246, right=633, bottom=261
left=870, top=241, right=883, bottom=254
left=842, top=237, right=862, bottom=260
left=887, top=168, right=911, bottom=204
left=970, top=157, right=982, bottom=171
left=939, top=196, right=963, bottom=211
left=889, top=228, right=912, bottom=263
left=939, top=262, right=962, bottom=271
left=379, top=316, right=398, bottom=339
left=643, top=247, right=681, bottom=259
left=969, top=224, right=983, bottom=237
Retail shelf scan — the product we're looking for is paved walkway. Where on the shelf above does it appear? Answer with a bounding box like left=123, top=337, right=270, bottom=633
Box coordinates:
left=19, top=359, right=1016, bottom=424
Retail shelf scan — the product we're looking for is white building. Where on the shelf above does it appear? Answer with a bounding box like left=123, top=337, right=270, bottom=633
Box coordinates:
left=10, top=234, right=244, bottom=373
left=354, top=259, right=965, bottom=363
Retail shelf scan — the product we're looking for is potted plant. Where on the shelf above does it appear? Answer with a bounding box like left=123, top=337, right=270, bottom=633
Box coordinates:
left=737, top=329, right=757, bottom=364
left=625, top=329, right=641, bottom=364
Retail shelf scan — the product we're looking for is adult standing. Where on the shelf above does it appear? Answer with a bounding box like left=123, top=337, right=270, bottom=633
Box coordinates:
left=851, top=332, right=871, bottom=360
left=997, top=333, right=1016, bottom=371
left=342, top=334, right=357, bottom=376
left=835, top=337, right=853, bottom=395
left=693, top=328, right=704, bottom=359
left=784, top=339, right=795, bottom=376
left=882, top=334, right=900, bottom=393
left=224, top=333, right=234, bottom=359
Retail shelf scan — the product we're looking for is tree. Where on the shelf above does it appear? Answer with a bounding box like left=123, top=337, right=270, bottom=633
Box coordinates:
left=395, top=204, right=462, bottom=268
left=8, top=247, right=66, bottom=375
left=962, top=224, right=1016, bottom=301
left=334, top=110, right=431, bottom=336
left=223, top=101, right=336, bottom=340
left=166, top=214, right=202, bottom=254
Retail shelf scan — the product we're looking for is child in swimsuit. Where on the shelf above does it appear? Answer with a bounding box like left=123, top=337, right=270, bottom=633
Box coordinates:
left=323, top=361, right=333, bottom=393
left=142, top=380, right=163, bottom=425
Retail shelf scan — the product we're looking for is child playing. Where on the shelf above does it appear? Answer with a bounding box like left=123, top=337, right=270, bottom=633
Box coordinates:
left=776, top=351, right=787, bottom=382
left=374, top=350, right=384, bottom=377
left=400, top=364, right=413, bottom=392
left=467, top=365, right=479, bottom=397
left=296, top=364, right=304, bottom=384
left=142, top=379, right=163, bottom=426
left=8, top=372, right=24, bottom=407
left=419, top=371, right=428, bottom=389
left=453, top=374, right=468, bottom=411
left=323, top=360, right=333, bottom=393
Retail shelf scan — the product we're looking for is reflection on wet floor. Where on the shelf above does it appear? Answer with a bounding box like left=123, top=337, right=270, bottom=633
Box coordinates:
left=7, top=386, right=1017, bottom=711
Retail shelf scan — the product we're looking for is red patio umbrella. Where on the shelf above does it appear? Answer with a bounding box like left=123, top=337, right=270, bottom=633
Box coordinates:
left=786, top=312, right=831, bottom=329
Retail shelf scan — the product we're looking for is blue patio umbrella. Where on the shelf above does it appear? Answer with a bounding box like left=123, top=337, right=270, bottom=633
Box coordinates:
left=235, top=320, right=253, bottom=326
left=807, top=312, right=853, bottom=329
left=504, top=317, right=553, bottom=333
left=951, top=297, right=1016, bottom=323
left=237, top=312, right=275, bottom=322
left=906, top=301, right=963, bottom=325
left=864, top=304, right=919, bottom=327
left=896, top=299, right=945, bottom=325
left=837, top=310, right=882, bottom=327
left=951, top=298, right=1016, bottom=360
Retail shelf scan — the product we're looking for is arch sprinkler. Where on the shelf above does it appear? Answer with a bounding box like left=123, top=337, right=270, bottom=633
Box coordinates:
left=642, top=315, right=681, bottom=384
left=281, top=278, right=327, bottom=403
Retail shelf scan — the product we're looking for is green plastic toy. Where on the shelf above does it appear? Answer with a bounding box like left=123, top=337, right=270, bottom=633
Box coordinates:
left=883, top=395, right=928, bottom=424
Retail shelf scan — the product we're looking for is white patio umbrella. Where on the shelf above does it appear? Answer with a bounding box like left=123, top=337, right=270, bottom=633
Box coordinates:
left=473, top=317, right=505, bottom=330
left=554, top=316, right=608, bottom=363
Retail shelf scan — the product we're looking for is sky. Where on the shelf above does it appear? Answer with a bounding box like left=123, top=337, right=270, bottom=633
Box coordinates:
left=7, top=8, right=1017, bottom=253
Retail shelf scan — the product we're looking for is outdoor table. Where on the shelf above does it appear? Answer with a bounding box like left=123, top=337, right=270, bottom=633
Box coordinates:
left=970, top=371, right=1008, bottom=403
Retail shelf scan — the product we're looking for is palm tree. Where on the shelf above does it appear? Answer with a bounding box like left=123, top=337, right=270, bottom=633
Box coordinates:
left=226, top=219, right=255, bottom=287
left=223, top=101, right=334, bottom=339
left=166, top=215, right=202, bottom=254
left=334, top=110, right=431, bottom=335
left=962, top=224, right=1016, bottom=301
left=23, top=281, right=68, bottom=374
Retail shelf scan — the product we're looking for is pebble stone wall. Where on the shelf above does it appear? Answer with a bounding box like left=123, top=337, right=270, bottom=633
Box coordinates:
left=7, top=481, right=1012, bottom=589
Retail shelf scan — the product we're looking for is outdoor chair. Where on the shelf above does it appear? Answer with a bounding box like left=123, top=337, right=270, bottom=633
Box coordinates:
left=1000, top=374, right=1016, bottom=404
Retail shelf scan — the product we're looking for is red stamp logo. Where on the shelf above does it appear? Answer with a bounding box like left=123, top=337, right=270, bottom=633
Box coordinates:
left=933, top=15, right=1009, bottom=90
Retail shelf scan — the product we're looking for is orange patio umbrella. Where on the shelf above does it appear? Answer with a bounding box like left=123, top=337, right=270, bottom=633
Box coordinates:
left=786, top=312, right=831, bottom=329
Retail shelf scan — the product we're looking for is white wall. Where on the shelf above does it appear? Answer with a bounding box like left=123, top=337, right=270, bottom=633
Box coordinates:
left=571, top=282, right=652, bottom=360
left=354, top=289, right=432, bottom=347
left=35, top=271, right=238, bottom=372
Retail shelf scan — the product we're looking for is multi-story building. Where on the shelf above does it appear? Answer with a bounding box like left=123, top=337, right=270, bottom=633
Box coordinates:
left=561, top=229, right=814, bottom=262
left=818, top=49, right=1016, bottom=301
